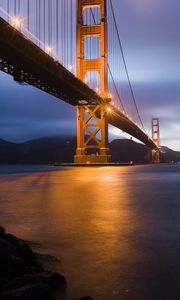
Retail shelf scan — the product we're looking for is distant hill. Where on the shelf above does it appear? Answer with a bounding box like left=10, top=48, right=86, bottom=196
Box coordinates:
left=0, top=137, right=179, bottom=164
left=109, top=139, right=152, bottom=163
left=161, top=146, right=180, bottom=163
left=0, top=137, right=76, bottom=164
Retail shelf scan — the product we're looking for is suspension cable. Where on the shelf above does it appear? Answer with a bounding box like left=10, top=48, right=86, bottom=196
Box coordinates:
left=108, top=65, right=126, bottom=113
left=89, top=8, right=126, bottom=113
left=109, top=0, right=146, bottom=132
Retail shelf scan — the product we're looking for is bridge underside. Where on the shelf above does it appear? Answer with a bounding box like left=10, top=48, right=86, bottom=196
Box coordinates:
left=106, top=107, right=157, bottom=150
left=0, top=17, right=103, bottom=106
left=0, top=17, right=158, bottom=152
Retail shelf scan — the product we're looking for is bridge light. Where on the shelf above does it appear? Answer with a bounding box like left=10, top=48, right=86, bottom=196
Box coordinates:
left=46, top=46, right=53, bottom=55
left=11, top=17, right=22, bottom=30
left=68, top=64, right=73, bottom=71
left=84, top=77, right=87, bottom=83
left=107, top=107, right=112, bottom=113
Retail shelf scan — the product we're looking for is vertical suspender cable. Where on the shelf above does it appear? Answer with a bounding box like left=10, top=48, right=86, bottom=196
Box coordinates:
left=48, top=0, right=52, bottom=48
left=56, top=0, right=58, bottom=57
left=65, top=0, right=67, bottom=66
left=7, top=0, right=9, bottom=22
left=70, top=0, right=73, bottom=68
left=18, top=0, right=20, bottom=15
left=62, top=0, right=64, bottom=63
left=50, top=0, right=52, bottom=47
left=14, top=0, right=16, bottom=16
left=27, top=0, right=29, bottom=31
left=43, top=0, right=45, bottom=48
left=39, top=0, right=40, bottom=46
left=66, top=0, right=68, bottom=66
left=63, top=0, right=65, bottom=65
left=36, top=0, right=38, bottom=42
left=89, top=8, right=93, bottom=87
left=68, top=0, right=69, bottom=66
left=48, top=0, right=50, bottom=46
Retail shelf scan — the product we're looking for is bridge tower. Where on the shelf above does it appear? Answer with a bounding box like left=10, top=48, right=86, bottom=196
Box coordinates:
left=74, top=0, right=111, bottom=164
left=152, top=117, right=160, bottom=163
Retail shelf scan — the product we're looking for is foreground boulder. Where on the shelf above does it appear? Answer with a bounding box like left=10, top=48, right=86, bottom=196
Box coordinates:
left=0, top=226, right=5, bottom=235
left=0, top=283, right=52, bottom=300
left=75, top=297, right=95, bottom=300
left=0, top=227, right=66, bottom=300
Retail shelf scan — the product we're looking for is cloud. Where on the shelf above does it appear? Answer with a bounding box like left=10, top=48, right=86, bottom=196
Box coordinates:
left=0, top=0, right=179, bottom=151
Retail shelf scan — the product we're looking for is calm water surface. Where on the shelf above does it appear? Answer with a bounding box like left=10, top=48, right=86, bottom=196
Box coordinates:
left=0, top=164, right=180, bottom=300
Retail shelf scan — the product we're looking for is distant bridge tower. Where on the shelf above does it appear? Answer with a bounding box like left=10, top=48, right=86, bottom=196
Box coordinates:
left=152, top=117, right=160, bottom=148
left=152, top=117, right=160, bottom=163
left=74, top=0, right=111, bottom=164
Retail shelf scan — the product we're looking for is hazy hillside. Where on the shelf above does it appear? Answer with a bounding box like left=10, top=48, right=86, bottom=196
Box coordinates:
left=161, top=146, right=180, bottom=163
left=0, top=137, right=76, bottom=164
left=110, top=139, right=152, bottom=163
left=0, top=137, right=179, bottom=164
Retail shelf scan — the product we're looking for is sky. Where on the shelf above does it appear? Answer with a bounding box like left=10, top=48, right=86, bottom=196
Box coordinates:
left=0, top=0, right=180, bottom=150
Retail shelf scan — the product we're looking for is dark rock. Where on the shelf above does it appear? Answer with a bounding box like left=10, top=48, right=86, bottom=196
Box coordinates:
left=0, top=238, right=15, bottom=256
left=0, top=252, right=24, bottom=274
left=39, top=271, right=67, bottom=290
left=18, top=244, right=35, bottom=262
left=1, top=272, right=66, bottom=297
left=0, top=274, right=42, bottom=293
left=0, top=283, right=52, bottom=300
left=0, top=254, right=24, bottom=288
left=17, top=243, right=42, bottom=269
left=35, top=253, right=60, bottom=264
left=75, top=297, right=94, bottom=300
left=0, top=227, right=67, bottom=300
left=0, top=227, right=5, bottom=235
left=3, top=234, right=21, bottom=250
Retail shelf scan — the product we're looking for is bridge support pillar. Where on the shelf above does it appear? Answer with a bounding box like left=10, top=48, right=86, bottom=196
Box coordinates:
left=75, top=0, right=111, bottom=164
left=74, top=105, right=111, bottom=164
left=152, top=149, right=160, bottom=164
left=151, top=117, right=161, bottom=163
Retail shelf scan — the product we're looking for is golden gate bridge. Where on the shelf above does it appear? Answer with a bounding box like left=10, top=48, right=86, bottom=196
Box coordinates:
left=0, top=0, right=161, bottom=164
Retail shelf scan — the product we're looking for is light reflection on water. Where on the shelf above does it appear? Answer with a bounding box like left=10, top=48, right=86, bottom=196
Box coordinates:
left=0, top=164, right=180, bottom=300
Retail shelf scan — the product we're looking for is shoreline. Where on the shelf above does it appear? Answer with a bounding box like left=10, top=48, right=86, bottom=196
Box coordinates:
left=0, top=226, right=94, bottom=300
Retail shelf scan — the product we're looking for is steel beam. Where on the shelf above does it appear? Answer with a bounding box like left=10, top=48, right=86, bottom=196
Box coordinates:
left=75, top=0, right=110, bottom=163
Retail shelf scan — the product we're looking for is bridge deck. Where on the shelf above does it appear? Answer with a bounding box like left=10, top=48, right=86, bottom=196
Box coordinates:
left=0, top=17, right=158, bottom=150
left=0, top=17, right=103, bottom=106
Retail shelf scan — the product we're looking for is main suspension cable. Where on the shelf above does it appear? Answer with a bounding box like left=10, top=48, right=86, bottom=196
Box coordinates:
left=109, top=0, right=146, bottom=132
left=89, top=8, right=126, bottom=113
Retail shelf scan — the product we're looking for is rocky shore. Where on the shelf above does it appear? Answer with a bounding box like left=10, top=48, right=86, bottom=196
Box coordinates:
left=0, top=226, right=94, bottom=300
